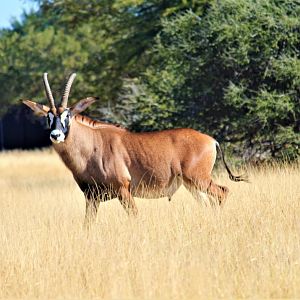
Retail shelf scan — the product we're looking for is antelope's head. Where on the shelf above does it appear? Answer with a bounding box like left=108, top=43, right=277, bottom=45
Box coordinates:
left=23, top=73, right=96, bottom=144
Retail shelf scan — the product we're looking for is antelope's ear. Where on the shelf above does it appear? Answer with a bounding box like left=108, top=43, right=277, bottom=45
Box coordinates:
left=70, top=97, right=97, bottom=115
left=22, top=100, right=50, bottom=117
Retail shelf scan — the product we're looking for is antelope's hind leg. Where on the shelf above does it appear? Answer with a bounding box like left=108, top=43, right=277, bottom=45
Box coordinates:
left=183, top=178, right=228, bottom=207
left=183, top=179, right=211, bottom=206
left=206, top=181, right=229, bottom=207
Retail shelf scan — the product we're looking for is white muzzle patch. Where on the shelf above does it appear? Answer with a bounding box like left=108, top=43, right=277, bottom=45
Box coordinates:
left=50, top=129, right=65, bottom=144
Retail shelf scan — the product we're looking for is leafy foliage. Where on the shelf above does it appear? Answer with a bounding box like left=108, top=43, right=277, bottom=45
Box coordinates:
left=0, top=0, right=200, bottom=110
left=119, top=1, right=300, bottom=161
left=0, top=0, right=299, bottom=161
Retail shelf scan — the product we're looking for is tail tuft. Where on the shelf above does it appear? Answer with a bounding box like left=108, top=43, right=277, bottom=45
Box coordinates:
left=229, top=173, right=249, bottom=183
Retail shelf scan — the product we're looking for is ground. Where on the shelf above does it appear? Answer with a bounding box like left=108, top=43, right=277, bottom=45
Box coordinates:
left=0, top=150, right=299, bottom=299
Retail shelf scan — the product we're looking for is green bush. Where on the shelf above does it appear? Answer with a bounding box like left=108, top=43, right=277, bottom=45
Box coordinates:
left=119, top=1, right=300, bottom=161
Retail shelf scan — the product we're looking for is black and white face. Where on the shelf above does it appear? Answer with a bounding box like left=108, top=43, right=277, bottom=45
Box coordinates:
left=47, top=109, right=72, bottom=144
left=23, top=94, right=96, bottom=143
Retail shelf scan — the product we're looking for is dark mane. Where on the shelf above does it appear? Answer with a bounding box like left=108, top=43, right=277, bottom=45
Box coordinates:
left=74, top=115, right=127, bottom=131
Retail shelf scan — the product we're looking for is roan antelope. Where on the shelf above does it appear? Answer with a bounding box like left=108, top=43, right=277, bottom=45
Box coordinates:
left=23, top=73, right=246, bottom=226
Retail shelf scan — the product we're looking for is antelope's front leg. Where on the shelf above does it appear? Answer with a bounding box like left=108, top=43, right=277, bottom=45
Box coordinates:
left=83, top=188, right=108, bottom=229
left=84, top=191, right=100, bottom=229
left=118, top=182, right=138, bottom=216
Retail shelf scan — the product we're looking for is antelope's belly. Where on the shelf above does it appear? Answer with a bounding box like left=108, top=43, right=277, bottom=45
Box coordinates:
left=131, top=175, right=182, bottom=199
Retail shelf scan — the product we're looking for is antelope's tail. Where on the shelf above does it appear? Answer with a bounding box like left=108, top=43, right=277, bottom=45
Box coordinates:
left=215, top=141, right=248, bottom=182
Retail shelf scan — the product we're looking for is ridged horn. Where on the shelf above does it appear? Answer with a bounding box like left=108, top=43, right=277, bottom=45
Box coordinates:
left=61, top=73, right=76, bottom=108
left=43, top=73, right=56, bottom=110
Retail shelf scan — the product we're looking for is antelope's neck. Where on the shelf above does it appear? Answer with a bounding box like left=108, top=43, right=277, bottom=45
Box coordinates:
left=52, top=120, right=101, bottom=176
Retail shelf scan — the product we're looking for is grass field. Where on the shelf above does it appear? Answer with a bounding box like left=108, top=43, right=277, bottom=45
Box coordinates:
left=0, top=149, right=299, bottom=299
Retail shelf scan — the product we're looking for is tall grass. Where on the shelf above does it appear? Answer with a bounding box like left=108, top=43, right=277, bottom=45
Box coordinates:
left=0, top=150, right=299, bottom=299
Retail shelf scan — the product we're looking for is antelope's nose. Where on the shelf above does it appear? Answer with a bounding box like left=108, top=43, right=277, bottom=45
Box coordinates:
left=50, top=129, right=65, bottom=144
left=50, top=129, right=62, bottom=139
left=50, top=132, right=60, bottom=139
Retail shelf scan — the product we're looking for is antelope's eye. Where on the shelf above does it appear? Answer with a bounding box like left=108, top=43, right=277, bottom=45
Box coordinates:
left=60, top=110, right=70, bottom=128
left=47, top=112, right=54, bottom=127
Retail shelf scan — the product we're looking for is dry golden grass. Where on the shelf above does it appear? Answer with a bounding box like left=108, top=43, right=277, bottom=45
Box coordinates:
left=0, top=149, right=299, bottom=299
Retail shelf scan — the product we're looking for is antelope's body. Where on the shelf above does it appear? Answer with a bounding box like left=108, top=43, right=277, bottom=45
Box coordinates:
left=23, top=73, right=247, bottom=227
left=54, top=115, right=218, bottom=198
